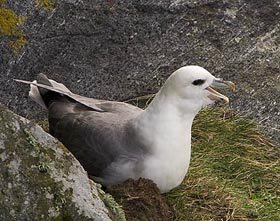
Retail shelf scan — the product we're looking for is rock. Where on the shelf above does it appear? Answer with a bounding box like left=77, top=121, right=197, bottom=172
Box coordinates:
left=0, top=103, right=125, bottom=221
left=107, top=178, right=174, bottom=221
left=0, top=0, right=279, bottom=142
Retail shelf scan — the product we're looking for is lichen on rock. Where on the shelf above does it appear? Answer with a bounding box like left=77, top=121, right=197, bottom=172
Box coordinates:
left=36, top=0, right=57, bottom=11
left=0, top=103, right=120, bottom=221
left=0, top=0, right=27, bottom=54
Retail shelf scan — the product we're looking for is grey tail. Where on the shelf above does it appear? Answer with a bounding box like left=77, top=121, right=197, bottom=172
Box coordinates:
left=36, top=73, right=63, bottom=108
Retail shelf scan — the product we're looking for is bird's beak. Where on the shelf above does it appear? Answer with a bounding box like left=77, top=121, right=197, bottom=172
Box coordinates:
left=206, top=79, right=236, bottom=103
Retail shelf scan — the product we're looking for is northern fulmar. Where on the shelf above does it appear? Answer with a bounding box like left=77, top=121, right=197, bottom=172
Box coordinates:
left=16, top=65, right=235, bottom=193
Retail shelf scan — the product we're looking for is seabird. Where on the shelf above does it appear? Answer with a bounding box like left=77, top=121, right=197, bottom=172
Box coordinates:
left=15, top=65, right=235, bottom=193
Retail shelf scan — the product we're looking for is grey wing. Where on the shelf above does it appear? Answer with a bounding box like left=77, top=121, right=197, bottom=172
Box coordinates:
left=50, top=107, right=145, bottom=183
left=16, top=77, right=147, bottom=183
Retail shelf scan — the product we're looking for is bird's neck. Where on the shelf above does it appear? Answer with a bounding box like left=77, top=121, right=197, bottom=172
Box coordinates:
left=135, top=89, right=200, bottom=153
left=144, top=88, right=199, bottom=126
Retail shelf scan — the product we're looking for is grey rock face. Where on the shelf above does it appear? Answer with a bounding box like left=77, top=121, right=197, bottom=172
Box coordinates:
left=0, top=103, right=119, bottom=221
left=0, top=0, right=279, bottom=143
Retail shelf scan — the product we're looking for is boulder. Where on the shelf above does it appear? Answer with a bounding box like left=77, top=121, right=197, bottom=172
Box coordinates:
left=0, top=103, right=125, bottom=221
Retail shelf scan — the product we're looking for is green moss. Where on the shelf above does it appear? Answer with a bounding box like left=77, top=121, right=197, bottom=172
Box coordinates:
left=98, top=185, right=126, bottom=221
left=37, top=0, right=57, bottom=11
left=26, top=130, right=40, bottom=148
left=37, top=119, right=50, bottom=133
left=0, top=1, right=27, bottom=54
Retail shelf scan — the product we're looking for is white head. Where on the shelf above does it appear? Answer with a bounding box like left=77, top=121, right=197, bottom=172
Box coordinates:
left=161, top=65, right=235, bottom=113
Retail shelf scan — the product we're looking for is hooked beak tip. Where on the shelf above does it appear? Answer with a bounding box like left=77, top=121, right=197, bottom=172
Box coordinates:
left=225, top=81, right=236, bottom=91
left=206, top=78, right=235, bottom=103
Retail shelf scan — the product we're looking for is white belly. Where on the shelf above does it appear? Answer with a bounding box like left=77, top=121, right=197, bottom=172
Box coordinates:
left=141, top=144, right=191, bottom=193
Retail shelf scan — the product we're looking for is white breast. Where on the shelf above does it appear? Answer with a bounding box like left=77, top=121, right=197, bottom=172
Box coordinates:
left=136, top=105, right=193, bottom=193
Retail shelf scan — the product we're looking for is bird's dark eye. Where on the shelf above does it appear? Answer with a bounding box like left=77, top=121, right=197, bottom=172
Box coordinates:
left=192, top=79, right=206, bottom=86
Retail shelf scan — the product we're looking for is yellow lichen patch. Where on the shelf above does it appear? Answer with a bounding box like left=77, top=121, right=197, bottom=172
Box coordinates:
left=37, top=0, right=57, bottom=11
left=0, top=6, right=27, bottom=54
left=0, top=8, right=25, bottom=36
left=8, top=36, right=27, bottom=54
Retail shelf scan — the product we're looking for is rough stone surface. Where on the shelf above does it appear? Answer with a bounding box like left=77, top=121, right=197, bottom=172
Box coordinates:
left=0, top=0, right=279, bottom=143
left=0, top=103, right=118, bottom=221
